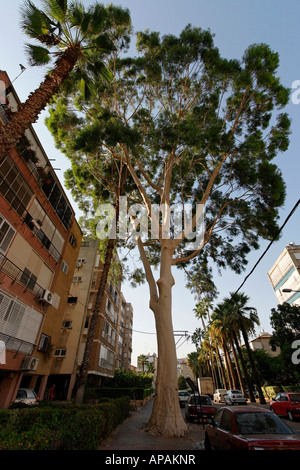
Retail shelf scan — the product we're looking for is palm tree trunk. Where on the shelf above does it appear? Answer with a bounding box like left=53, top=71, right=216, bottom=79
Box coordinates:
left=232, top=330, right=256, bottom=402
left=75, top=199, right=119, bottom=404
left=0, top=45, right=81, bottom=156
left=216, top=348, right=227, bottom=389
left=222, top=341, right=233, bottom=389
left=229, top=335, right=246, bottom=395
left=238, top=319, right=266, bottom=404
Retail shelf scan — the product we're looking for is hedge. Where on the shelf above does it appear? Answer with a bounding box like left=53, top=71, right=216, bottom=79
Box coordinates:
left=84, top=387, right=152, bottom=402
left=0, top=397, right=130, bottom=450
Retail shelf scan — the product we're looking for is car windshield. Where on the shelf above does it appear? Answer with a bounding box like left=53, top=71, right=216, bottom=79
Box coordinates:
left=190, top=396, right=212, bottom=405
left=289, top=394, right=300, bottom=402
left=235, top=412, right=293, bottom=435
left=231, top=390, right=242, bottom=394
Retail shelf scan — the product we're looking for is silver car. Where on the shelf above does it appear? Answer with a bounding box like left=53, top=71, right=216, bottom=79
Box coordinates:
left=178, top=390, right=190, bottom=407
left=224, top=389, right=247, bottom=405
left=213, top=389, right=227, bottom=403
left=14, top=388, right=39, bottom=405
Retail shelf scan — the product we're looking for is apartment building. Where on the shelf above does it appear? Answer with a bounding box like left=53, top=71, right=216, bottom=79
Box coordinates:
left=55, top=237, right=133, bottom=399
left=0, top=71, right=81, bottom=408
left=268, top=242, right=300, bottom=307
left=177, top=358, right=196, bottom=381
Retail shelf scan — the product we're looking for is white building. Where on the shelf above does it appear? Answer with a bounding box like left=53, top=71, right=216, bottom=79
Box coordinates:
left=268, top=242, right=300, bottom=306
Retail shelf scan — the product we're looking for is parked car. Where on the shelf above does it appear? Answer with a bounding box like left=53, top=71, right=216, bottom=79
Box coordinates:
left=204, top=406, right=300, bottom=450
left=213, top=389, right=227, bottom=403
left=14, top=388, right=39, bottom=405
left=178, top=390, right=190, bottom=407
left=224, top=389, right=247, bottom=405
left=270, top=392, right=300, bottom=421
left=185, top=393, right=217, bottom=423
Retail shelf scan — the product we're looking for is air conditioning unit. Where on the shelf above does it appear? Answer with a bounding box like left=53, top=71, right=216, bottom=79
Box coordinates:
left=32, top=218, right=43, bottom=230
left=20, top=356, right=39, bottom=371
left=39, top=289, right=53, bottom=305
left=76, top=261, right=82, bottom=268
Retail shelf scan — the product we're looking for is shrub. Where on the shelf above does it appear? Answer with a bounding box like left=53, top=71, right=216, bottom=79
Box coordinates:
left=0, top=397, right=129, bottom=450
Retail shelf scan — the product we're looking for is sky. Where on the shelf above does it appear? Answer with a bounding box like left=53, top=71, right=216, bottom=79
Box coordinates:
left=1, top=0, right=300, bottom=367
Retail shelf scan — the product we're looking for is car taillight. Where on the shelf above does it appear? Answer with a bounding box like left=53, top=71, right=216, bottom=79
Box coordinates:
left=35, top=396, right=39, bottom=402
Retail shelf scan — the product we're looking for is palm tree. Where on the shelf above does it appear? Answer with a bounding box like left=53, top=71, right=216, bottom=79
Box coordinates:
left=0, top=0, right=130, bottom=156
left=228, top=292, right=266, bottom=404
left=138, top=355, right=149, bottom=373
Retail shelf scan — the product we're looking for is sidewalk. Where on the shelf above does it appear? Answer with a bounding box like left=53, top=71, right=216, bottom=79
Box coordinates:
left=98, top=398, right=205, bottom=450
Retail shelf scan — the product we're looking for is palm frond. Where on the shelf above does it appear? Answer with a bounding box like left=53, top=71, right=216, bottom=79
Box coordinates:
left=20, top=0, right=53, bottom=38
left=25, top=43, right=52, bottom=66
left=88, top=3, right=106, bottom=35
left=42, top=0, right=68, bottom=23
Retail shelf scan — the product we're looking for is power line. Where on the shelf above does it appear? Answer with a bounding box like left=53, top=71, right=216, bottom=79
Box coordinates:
left=225, top=198, right=300, bottom=308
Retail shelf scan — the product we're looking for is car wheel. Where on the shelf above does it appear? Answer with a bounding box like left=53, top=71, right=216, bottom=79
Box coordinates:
left=204, top=433, right=212, bottom=451
left=288, top=410, right=294, bottom=421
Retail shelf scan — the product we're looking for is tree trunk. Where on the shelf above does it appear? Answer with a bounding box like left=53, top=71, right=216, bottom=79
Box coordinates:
left=232, top=330, right=256, bottom=403
left=76, top=200, right=119, bottom=404
left=146, top=242, right=188, bottom=437
left=216, top=348, right=228, bottom=389
left=229, top=336, right=246, bottom=395
left=0, top=45, right=81, bottom=157
left=238, top=319, right=266, bottom=404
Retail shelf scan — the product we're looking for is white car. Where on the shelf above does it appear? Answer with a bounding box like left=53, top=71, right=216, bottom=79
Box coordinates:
left=178, top=390, right=190, bottom=407
left=213, top=389, right=227, bottom=403
left=224, top=389, right=247, bottom=405
left=14, top=388, right=39, bottom=405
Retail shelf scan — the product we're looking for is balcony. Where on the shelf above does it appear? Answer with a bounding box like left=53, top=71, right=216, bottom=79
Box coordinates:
left=0, top=252, right=45, bottom=299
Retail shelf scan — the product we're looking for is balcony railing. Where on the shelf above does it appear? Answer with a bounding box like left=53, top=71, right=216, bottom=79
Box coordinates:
left=0, top=253, right=45, bottom=299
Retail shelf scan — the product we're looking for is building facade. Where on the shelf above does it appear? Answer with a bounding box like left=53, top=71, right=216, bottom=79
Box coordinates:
left=56, top=237, right=133, bottom=398
left=268, top=242, right=300, bottom=307
left=0, top=71, right=81, bottom=408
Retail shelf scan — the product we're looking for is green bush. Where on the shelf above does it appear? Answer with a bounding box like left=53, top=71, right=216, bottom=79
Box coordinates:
left=0, top=397, right=129, bottom=450
left=84, top=387, right=152, bottom=402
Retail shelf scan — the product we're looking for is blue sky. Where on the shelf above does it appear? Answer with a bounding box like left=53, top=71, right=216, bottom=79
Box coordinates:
left=1, top=1, right=300, bottom=366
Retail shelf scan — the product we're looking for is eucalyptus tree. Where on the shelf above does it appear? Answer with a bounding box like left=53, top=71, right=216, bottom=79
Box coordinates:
left=0, top=0, right=131, bottom=156
left=47, top=24, right=290, bottom=436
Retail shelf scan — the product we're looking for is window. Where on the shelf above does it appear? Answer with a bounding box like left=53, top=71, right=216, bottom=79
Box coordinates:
left=62, top=321, right=72, bottom=328
left=99, top=345, right=114, bottom=370
left=69, top=233, right=77, bottom=248
left=67, top=297, right=77, bottom=304
left=0, top=155, right=33, bottom=216
left=20, top=268, right=37, bottom=291
left=0, top=216, right=15, bottom=255
left=38, top=333, right=51, bottom=352
left=72, top=276, right=82, bottom=283
left=220, top=410, right=232, bottom=432
left=61, top=260, right=69, bottom=274
left=54, top=349, right=66, bottom=357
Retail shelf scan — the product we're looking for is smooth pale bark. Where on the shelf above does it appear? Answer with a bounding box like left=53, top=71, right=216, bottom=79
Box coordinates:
left=144, top=242, right=188, bottom=437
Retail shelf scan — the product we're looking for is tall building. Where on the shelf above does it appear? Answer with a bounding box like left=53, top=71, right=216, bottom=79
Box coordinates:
left=268, top=242, right=300, bottom=306
left=0, top=71, right=82, bottom=408
left=58, top=237, right=133, bottom=398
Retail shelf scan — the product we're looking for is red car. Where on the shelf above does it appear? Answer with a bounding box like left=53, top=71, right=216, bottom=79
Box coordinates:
left=185, top=394, right=217, bottom=423
left=270, top=392, right=300, bottom=421
left=204, top=406, right=300, bottom=450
